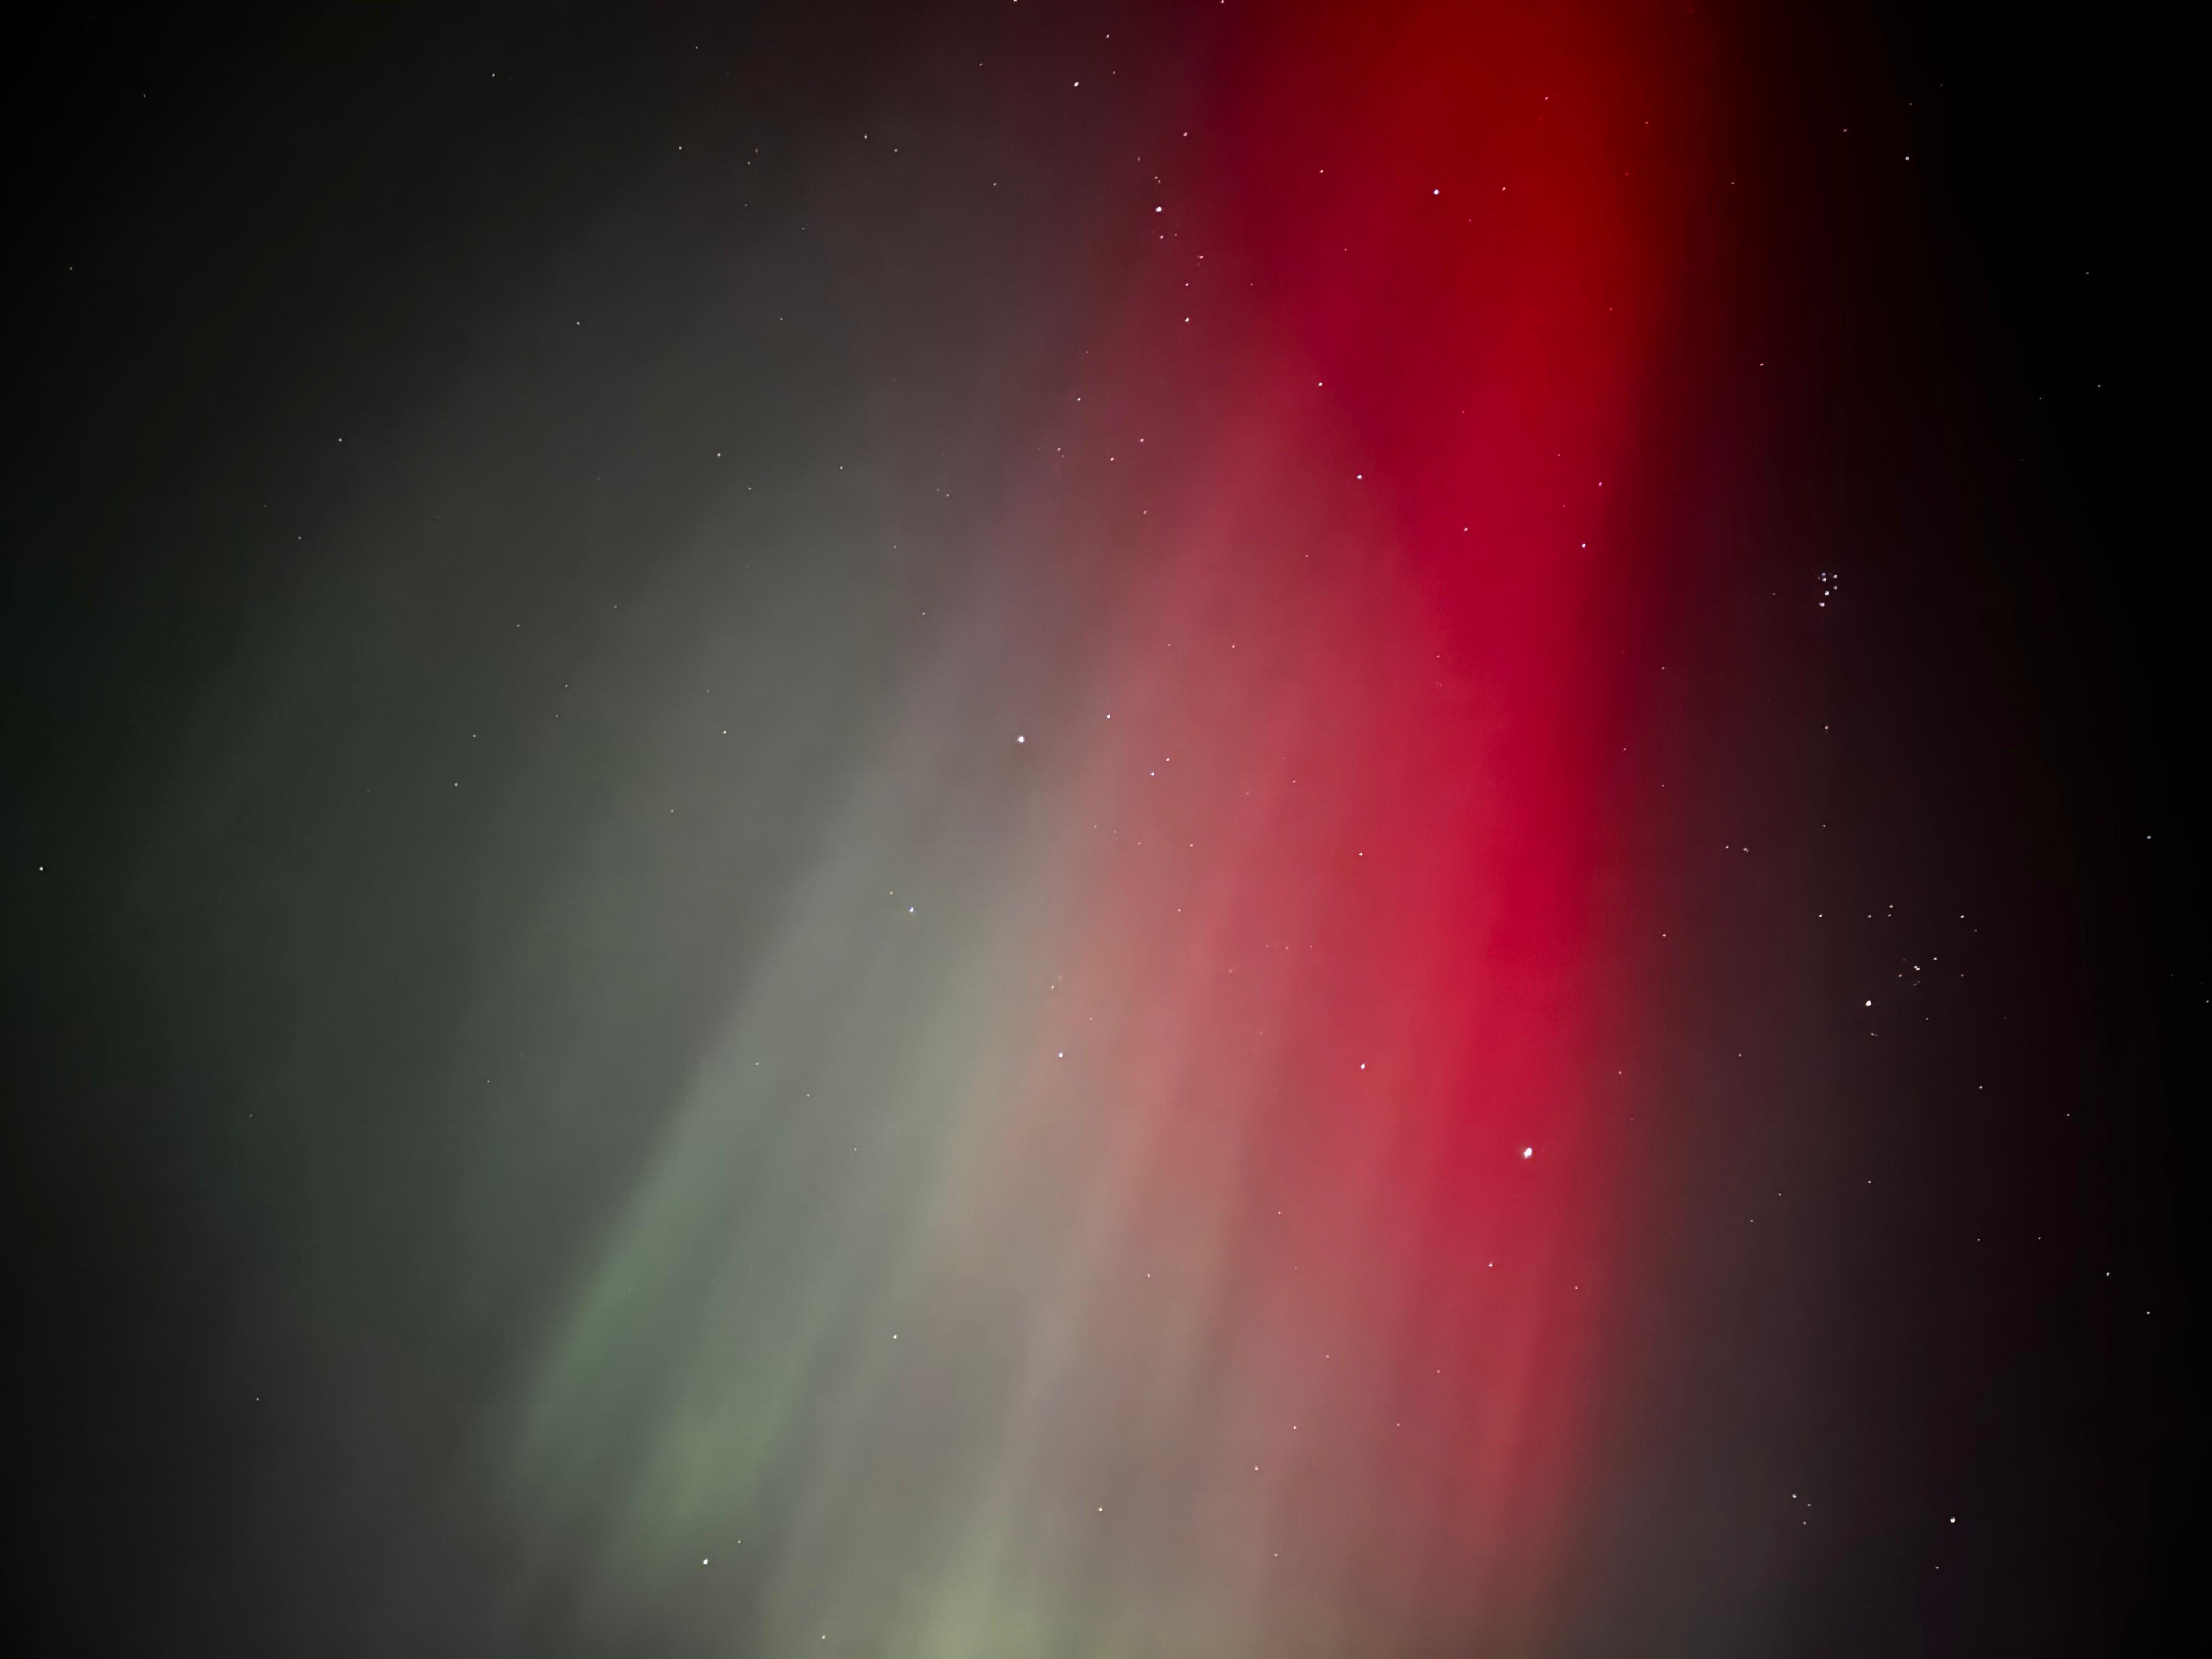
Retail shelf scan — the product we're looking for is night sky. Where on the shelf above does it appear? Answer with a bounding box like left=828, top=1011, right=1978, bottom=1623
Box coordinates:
left=3, top=3, right=2195, bottom=1654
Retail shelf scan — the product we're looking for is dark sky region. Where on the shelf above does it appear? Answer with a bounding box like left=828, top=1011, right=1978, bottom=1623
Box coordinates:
left=2, top=3, right=2195, bottom=1655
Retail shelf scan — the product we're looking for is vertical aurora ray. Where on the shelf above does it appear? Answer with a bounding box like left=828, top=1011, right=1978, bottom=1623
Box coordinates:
left=511, top=5, right=1711, bottom=1652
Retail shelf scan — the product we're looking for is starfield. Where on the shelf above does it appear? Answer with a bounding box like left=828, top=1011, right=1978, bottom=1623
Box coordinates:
left=3, top=2, right=2192, bottom=1654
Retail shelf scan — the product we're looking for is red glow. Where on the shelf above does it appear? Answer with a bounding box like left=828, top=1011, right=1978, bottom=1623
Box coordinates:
left=909, top=3, right=1714, bottom=1641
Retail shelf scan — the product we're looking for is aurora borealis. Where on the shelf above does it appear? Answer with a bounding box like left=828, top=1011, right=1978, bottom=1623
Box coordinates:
left=5, top=2, right=2192, bottom=1654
